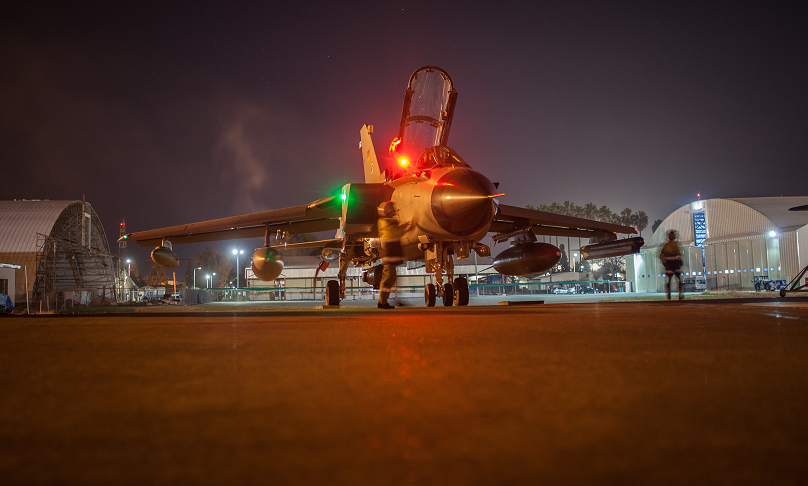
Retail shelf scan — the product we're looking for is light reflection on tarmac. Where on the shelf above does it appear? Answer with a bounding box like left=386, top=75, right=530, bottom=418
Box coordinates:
left=1, top=299, right=807, bottom=484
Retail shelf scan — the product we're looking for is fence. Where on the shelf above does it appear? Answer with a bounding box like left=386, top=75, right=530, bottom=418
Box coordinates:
left=205, top=280, right=628, bottom=302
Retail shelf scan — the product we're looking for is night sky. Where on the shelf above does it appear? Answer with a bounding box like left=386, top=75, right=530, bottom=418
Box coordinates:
left=2, top=2, right=806, bottom=265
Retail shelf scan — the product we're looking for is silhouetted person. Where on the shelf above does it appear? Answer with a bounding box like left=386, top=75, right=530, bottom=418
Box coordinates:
left=377, top=201, right=405, bottom=309
left=660, top=230, right=684, bottom=300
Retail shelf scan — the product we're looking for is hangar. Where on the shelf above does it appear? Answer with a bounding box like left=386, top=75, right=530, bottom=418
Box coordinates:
left=627, top=197, right=808, bottom=292
left=0, top=200, right=116, bottom=309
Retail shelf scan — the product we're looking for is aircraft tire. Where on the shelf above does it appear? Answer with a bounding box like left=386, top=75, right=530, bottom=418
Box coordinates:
left=454, top=277, right=469, bottom=306
left=425, top=284, right=436, bottom=307
left=442, top=283, right=454, bottom=307
left=325, top=280, right=340, bottom=306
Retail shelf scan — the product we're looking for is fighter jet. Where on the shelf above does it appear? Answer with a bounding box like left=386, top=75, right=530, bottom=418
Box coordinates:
left=122, top=66, right=643, bottom=307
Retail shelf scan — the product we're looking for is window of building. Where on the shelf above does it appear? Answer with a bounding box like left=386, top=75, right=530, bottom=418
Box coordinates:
left=0, top=279, right=7, bottom=295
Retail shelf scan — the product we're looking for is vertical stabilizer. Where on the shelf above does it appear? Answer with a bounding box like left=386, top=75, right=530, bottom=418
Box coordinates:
left=360, top=125, right=385, bottom=183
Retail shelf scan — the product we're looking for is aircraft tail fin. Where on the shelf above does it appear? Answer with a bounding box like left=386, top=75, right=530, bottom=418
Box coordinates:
left=360, top=125, right=385, bottom=183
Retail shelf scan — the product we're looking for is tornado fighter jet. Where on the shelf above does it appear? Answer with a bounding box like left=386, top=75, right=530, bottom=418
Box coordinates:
left=122, top=66, right=643, bottom=307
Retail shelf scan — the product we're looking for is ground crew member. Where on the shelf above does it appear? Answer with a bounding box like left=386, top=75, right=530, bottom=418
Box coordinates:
left=377, top=201, right=406, bottom=309
left=660, top=230, right=684, bottom=300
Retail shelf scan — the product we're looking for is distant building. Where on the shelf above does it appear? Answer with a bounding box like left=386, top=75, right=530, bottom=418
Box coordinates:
left=142, top=286, right=165, bottom=299
left=627, top=197, right=808, bottom=292
left=0, top=200, right=116, bottom=307
left=0, top=262, right=21, bottom=304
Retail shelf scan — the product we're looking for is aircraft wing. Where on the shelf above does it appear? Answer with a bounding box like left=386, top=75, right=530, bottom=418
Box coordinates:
left=121, top=195, right=343, bottom=247
left=490, top=204, right=637, bottom=239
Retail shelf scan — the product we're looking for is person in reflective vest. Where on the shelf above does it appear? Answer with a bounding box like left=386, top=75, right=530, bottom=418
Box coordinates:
left=377, top=201, right=406, bottom=309
left=660, top=230, right=684, bottom=300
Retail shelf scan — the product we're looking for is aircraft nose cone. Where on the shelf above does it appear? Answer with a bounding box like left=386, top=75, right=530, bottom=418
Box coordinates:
left=431, top=169, right=497, bottom=236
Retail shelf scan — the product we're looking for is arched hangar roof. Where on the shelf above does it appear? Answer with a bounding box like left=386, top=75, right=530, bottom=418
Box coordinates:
left=647, top=196, right=808, bottom=248
left=0, top=200, right=77, bottom=255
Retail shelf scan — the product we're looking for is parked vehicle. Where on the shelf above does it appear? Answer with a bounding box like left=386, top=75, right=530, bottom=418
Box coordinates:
left=682, top=277, right=707, bottom=292
left=753, top=275, right=787, bottom=291
left=579, top=286, right=597, bottom=294
left=553, top=287, right=569, bottom=294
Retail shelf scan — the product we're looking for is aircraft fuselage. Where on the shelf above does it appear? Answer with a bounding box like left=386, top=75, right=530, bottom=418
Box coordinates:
left=367, top=166, right=497, bottom=261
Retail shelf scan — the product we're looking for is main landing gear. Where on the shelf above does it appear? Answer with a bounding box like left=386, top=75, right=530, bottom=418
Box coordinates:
left=424, top=277, right=469, bottom=307
left=422, top=240, right=472, bottom=307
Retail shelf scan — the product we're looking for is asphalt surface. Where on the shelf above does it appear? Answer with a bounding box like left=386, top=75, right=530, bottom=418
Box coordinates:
left=2, top=300, right=808, bottom=485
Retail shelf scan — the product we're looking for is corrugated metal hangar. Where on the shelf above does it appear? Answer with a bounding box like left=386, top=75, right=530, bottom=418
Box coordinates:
left=628, top=197, right=808, bottom=292
left=0, top=200, right=116, bottom=308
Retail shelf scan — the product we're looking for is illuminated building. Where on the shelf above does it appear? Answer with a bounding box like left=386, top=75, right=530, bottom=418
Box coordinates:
left=627, top=197, right=808, bottom=292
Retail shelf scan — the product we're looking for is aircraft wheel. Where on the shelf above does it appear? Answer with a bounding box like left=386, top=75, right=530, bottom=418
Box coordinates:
left=442, top=283, right=454, bottom=307
left=454, top=277, right=469, bottom=306
left=425, top=284, right=436, bottom=307
left=325, top=280, right=340, bottom=306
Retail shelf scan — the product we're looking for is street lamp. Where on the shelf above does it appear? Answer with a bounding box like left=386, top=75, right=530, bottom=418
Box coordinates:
left=125, top=259, right=132, bottom=302
left=206, top=275, right=210, bottom=288
left=193, top=266, right=202, bottom=289
left=232, top=249, right=244, bottom=288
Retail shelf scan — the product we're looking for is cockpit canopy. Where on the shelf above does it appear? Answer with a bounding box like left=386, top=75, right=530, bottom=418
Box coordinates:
left=397, top=67, right=457, bottom=163
left=416, top=146, right=470, bottom=170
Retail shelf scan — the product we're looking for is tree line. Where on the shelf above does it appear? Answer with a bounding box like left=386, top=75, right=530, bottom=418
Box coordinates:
left=525, top=201, right=650, bottom=237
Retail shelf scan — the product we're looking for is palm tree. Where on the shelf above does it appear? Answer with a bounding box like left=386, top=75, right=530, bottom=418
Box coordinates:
left=562, top=201, right=573, bottom=216
left=636, top=211, right=648, bottom=237
left=620, top=208, right=633, bottom=226
left=630, top=212, right=640, bottom=230
left=597, top=205, right=612, bottom=222
left=583, top=203, right=597, bottom=220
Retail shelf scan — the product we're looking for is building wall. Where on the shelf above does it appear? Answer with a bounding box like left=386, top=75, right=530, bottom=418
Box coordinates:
left=0, top=266, right=16, bottom=303
left=0, top=200, right=116, bottom=305
left=631, top=198, right=807, bottom=292
left=798, top=225, right=808, bottom=272
left=779, top=231, right=800, bottom=281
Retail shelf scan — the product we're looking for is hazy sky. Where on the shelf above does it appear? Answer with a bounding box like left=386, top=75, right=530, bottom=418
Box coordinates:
left=2, top=2, right=806, bottom=265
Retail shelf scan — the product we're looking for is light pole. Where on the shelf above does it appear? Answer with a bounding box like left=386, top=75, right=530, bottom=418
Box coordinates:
left=211, top=272, right=216, bottom=289
left=232, top=249, right=244, bottom=288
left=126, top=259, right=132, bottom=301
left=206, top=275, right=210, bottom=288
left=193, top=266, right=202, bottom=289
